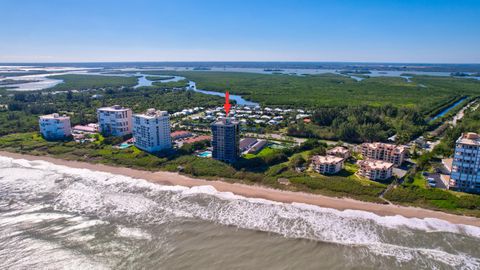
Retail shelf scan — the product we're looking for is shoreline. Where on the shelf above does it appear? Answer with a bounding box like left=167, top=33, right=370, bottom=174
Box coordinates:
left=1, top=150, right=480, bottom=227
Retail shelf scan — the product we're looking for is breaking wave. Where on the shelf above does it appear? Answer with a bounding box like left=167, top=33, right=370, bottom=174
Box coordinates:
left=1, top=155, right=479, bottom=269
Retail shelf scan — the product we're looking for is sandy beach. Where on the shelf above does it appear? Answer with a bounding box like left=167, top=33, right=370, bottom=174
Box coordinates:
left=1, top=150, right=479, bottom=227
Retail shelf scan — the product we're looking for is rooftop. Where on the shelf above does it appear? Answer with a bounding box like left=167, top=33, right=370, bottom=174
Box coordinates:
left=362, top=142, right=407, bottom=153
left=98, top=105, right=130, bottom=112
left=183, top=135, right=211, bottom=144
left=171, top=130, right=192, bottom=137
left=457, top=132, right=480, bottom=146
left=39, top=113, right=70, bottom=120
left=311, top=155, right=344, bottom=165
left=211, top=117, right=239, bottom=126
left=327, top=146, right=349, bottom=154
left=73, top=124, right=98, bottom=133
left=135, top=108, right=169, bottom=118
left=359, top=159, right=394, bottom=170
left=240, top=137, right=258, bottom=149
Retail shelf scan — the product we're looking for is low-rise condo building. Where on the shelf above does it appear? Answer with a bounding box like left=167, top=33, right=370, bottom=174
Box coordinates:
left=240, top=137, right=258, bottom=152
left=97, top=105, right=132, bottom=137
left=72, top=123, right=99, bottom=134
left=358, top=159, right=393, bottom=181
left=171, top=130, right=193, bottom=141
left=361, top=142, right=407, bottom=166
left=327, top=146, right=351, bottom=159
left=132, top=108, right=171, bottom=152
left=311, top=155, right=344, bottom=174
left=450, top=133, right=480, bottom=193
left=39, top=113, right=72, bottom=140
left=211, top=117, right=240, bottom=163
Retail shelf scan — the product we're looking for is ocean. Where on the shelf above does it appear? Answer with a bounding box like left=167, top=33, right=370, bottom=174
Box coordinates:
left=0, top=156, right=479, bottom=270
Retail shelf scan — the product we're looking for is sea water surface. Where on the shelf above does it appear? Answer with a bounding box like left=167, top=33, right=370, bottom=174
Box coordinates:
left=0, top=156, right=479, bottom=270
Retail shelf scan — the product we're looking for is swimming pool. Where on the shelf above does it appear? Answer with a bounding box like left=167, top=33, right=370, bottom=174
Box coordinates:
left=118, top=143, right=132, bottom=149
left=197, top=151, right=212, bottom=158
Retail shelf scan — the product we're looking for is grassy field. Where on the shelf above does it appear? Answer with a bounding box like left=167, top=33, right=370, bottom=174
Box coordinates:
left=410, top=173, right=428, bottom=188
left=46, top=74, right=138, bottom=91
left=139, top=71, right=480, bottom=112
left=243, top=146, right=276, bottom=159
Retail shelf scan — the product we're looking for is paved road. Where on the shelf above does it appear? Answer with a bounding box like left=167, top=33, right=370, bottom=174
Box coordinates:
left=414, top=99, right=478, bottom=152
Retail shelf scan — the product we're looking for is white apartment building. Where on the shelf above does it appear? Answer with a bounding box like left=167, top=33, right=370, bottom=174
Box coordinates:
left=361, top=142, right=407, bottom=166
left=39, top=113, right=72, bottom=140
left=327, top=146, right=351, bottom=159
left=311, top=155, right=344, bottom=174
left=450, top=133, right=480, bottom=193
left=133, top=108, right=172, bottom=152
left=358, top=159, right=393, bottom=181
left=97, top=105, right=132, bottom=137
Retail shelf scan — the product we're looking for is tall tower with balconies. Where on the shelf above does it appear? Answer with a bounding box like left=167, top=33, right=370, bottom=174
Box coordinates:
left=211, top=117, right=240, bottom=163
left=450, top=132, right=480, bottom=193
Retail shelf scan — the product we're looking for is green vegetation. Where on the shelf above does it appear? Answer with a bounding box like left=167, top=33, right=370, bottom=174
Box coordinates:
left=0, top=70, right=51, bottom=77
left=431, top=104, right=480, bottom=157
left=141, top=71, right=480, bottom=110
left=0, top=133, right=167, bottom=169
left=0, top=111, right=38, bottom=135
left=2, top=70, right=480, bottom=215
left=290, top=176, right=386, bottom=203
left=0, top=134, right=386, bottom=202
left=2, top=131, right=480, bottom=215
left=410, top=173, right=427, bottom=188
left=0, top=86, right=222, bottom=135
left=137, top=71, right=480, bottom=143
left=244, top=146, right=276, bottom=159
left=46, top=74, right=138, bottom=91
left=384, top=106, right=480, bottom=216
left=288, top=105, right=425, bottom=143
left=152, top=79, right=189, bottom=88
left=145, top=76, right=175, bottom=81
left=384, top=185, right=480, bottom=216
left=0, top=79, right=41, bottom=86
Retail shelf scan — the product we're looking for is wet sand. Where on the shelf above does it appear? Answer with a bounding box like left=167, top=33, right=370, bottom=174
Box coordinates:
left=1, top=151, right=479, bottom=227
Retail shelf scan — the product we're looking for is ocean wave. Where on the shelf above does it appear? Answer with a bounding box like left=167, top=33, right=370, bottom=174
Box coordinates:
left=1, top=155, right=480, bottom=268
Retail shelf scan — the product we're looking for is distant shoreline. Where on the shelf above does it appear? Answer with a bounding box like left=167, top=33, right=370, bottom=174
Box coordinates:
left=1, top=150, right=480, bottom=227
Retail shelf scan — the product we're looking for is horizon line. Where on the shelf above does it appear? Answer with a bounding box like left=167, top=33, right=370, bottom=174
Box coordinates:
left=1, top=60, right=480, bottom=65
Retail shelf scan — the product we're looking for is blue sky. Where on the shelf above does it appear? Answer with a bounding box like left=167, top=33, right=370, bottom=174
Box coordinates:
left=1, top=0, right=479, bottom=63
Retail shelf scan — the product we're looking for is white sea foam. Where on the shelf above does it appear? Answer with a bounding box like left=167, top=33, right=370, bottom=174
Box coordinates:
left=116, top=226, right=151, bottom=240
left=1, top=155, right=480, bottom=268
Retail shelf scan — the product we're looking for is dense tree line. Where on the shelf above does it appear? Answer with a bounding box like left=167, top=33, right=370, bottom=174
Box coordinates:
left=287, top=105, right=425, bottom=143
left=0, top=86, right=223, bottom=136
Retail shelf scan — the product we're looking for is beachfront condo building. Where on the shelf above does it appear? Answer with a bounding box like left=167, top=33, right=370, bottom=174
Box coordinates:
left=311, top=155, right=344, bottom=174
left=39, top=113, right=72, bottom=140
left=360, top=142, right=407, bottom=166
left=358, top=159, right=394, bottom=181
left=450, top=132, right=480, bottom=193
left=327, top=146, right=351, bottom=159
left=97, top=105, right=132, bottom=137
left=211, top=117, right=240, bottom=163
left=132, top=108, right=172, bottom=152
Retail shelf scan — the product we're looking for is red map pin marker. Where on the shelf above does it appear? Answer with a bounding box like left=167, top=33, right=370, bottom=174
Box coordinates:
left=224, top=91, right=231, bottom=115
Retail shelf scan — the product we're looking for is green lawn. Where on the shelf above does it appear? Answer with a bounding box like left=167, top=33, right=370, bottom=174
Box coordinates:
left=411, top=173, right=428, bottom=188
